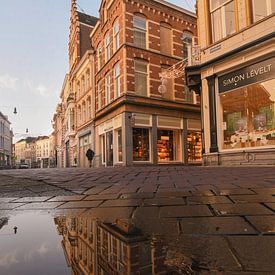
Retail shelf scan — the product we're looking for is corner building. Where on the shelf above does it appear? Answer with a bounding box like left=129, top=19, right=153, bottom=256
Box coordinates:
left=188, top=0, right=275, bottom=165
left=92, top=0, right=200, bottom=167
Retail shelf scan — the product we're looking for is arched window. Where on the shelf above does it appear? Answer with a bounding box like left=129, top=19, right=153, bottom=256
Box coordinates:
left=86, top=70, right=90, bottom=89
left=82, top=101, right=86, bottom=122
left=113, top=20, right=120, bottom=52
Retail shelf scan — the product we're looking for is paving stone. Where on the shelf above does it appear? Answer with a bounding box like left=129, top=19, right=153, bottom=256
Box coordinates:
left=58, top=200, right=102, bottom=209
left=84, top=193, right=119, bottom=200
left=215, top=189, right=256, bottom=195
left=133, top=206, right=159, bottom=219
left=228, top=236, right=275, bottom=272
left=246, top=216, right=275, bottom=234
left=120, top=192, right=155, bottom=199
left=212, top=203, right=273, bottom=216
left=179, top=217, right=257, bottom=235
left=160, top=205, right=213, bottom=218
left=0, top=203, right=26, bottom=210
left=0, top=198, right=18, bottom=203
left=99, top=199, right=141, bottom=207
left=187, top=196, right=232, bottom=205
left=133, top=218, right=179, bottom=236
left=16, top=202, right=63, bottom=210
left=143, top=197, right=186, bottom=206
left=264, top=202, right=275, bottom=211
left=48, top=195, right=86, bottom=202
left=84, top=207, right=134, bottom=222
left=229, top=194, right=275, bottom=203
left=167, top=235, right=241, bottom=271
left=13, top=196, right=52, bottom=203
left=155, top=191, right=192, bottom=198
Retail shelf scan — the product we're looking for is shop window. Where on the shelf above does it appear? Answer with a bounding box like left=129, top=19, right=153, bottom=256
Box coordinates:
left=133, top=128, right=150, bottom=161
left=114, top=63, right=121, bottom=97
left=105, top=73, right=111, bottom=104
left=113, top=20, right=120, bottom=52
left=135, top=60, right=148, bottom=96
left=133, top=15, right=147, bottom=48
left=157, top=130, right=181, bottom=162
left=117, top=129, right=123, bottom=162
left=101, top=135, right=106, bottom=164
left=221, top=78, right=275, bottom=150
left=187, top=132, right=202, bottom=162
left=105, top=33, right=111, bottom=62
left=160, top=22, right=172, bottom=55
left=210, top=0, right=236, bottom=43
left=252, top=0, right=275, bottom=22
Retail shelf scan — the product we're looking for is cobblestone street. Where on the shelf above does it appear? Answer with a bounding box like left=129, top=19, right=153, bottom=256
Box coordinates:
left=0, top=166, right=274, bottom=273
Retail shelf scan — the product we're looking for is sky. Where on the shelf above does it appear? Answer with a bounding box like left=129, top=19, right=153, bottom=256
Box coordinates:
left=0, top=0, right=195, bottom=141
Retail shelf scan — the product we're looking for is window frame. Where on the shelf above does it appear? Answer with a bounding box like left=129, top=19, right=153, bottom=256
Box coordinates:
left=105, top=33, right=111, bottom=62
left=134, top=60, right=148, bottom=97
left=133, top=15, right=147, bottom=49
left=113, top=20, right=120, bottom=52
left=210, top=0, right=236, bottom=43
left=114, top=63, right=121, bottom=98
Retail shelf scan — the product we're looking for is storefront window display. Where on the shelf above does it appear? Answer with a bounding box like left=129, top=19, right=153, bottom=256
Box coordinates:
left=117, top=129, right=123, bottom=162
left=221, top=79, right=275, bottom=149
left=133, top=128, right=150, bottom=161
left=187, top=132, right=202, bottom=162
left=157, top=130, right=181, bottom=162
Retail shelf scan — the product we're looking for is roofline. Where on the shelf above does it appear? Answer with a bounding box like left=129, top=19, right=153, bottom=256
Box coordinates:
left=0, top=112, right=11, bottom=124
left=153, top=0, right=196, bottom=18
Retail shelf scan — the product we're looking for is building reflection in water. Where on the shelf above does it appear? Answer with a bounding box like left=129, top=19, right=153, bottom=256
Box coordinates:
left=54, top=216, right=173, bottom=275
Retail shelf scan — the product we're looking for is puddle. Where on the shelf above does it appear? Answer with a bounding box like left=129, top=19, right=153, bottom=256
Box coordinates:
left=0, top=204, right=274, bottom=274
left=0, top=213, right=70, bottom=275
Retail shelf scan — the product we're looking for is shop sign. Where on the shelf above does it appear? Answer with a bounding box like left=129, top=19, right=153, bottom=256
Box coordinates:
left=218, top=57, right=275, bottom=93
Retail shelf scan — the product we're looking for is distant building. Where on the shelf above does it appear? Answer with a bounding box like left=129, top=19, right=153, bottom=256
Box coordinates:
left=36, top=136, right=50, bottom=168
left=24, top=137, right=37, bottom=168
left=186, top=0, right=275, bottom=165
left=0, top=111, right=12, bottom=168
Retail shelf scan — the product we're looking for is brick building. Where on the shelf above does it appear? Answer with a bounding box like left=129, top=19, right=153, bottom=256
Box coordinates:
left=53, top=0, right=201, bottom=167
left=92, top=0, right=201, bottom=167
left=186, top=0, right=275, bottom=165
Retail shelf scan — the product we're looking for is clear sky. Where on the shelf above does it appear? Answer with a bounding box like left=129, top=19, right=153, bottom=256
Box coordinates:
left=0, top=0, right=195, bottom=141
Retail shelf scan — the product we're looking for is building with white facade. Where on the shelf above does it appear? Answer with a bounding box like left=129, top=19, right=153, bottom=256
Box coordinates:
left=0, top=112, right=12, bottom=168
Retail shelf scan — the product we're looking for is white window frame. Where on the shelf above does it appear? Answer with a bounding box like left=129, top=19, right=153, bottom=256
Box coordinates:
left=134, top=60, right=148, bottom=97
left=252, top=0, right=275, bottom=22
left=210, top=0, right=235, bottom=42
left=114, top=63, right=121, bottom=97
left=133, top=15, right=147, bottom=49
left=105, top=33, right=110, bottom=62
left=105, top=73, right=111, bottom=104
left=113, top=20, right=120, bottom=52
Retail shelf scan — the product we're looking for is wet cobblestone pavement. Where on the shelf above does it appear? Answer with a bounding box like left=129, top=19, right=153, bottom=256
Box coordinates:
left=0, top=166, right=274, bottom=274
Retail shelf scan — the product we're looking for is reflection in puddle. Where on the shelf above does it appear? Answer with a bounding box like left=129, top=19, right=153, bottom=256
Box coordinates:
left=0, top=211, right=194, bottom=275
left=0, top=213, right=70, bottom=275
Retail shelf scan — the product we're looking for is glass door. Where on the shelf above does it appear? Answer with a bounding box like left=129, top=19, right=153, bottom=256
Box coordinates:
left=106, top=131, right=113, bottom=166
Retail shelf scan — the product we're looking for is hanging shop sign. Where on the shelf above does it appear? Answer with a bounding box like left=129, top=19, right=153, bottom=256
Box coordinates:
left=218, top=56, right=275, bottom=93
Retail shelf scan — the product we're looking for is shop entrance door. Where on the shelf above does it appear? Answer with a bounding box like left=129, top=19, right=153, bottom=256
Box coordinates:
left=106, top=131, right=113, bottom=166
left=65, top=141, right=70, bottom=167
